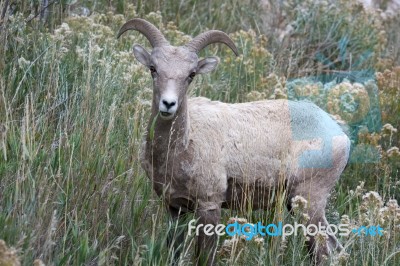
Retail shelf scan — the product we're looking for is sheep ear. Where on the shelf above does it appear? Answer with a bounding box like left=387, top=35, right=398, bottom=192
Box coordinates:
left=133, top=44, right=151, bottom=66
left=197, top=56, right=220, bottom=74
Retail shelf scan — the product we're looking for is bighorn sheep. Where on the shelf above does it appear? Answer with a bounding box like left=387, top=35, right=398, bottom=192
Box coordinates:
left=118, top=18, right=351, bottom=265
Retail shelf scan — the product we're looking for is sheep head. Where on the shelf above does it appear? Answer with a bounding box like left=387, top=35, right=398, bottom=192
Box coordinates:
left=118, top=18, right=238, bottom=120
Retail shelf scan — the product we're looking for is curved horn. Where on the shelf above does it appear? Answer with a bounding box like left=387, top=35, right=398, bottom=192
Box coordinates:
left=185, top=30, right=238, bottom=56
left=117, top=18, right=169, bottom=47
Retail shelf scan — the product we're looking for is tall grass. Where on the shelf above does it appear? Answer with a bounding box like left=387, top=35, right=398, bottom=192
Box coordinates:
left=0, top=0, right=399, bottom=265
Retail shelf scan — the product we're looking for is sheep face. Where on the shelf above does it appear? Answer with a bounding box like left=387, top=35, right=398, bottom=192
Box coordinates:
left=132, top=44, right=220, bottom=120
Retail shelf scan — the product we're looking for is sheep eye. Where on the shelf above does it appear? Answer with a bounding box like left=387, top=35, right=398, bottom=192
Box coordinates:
left=149, top=66, right=157, bottom=74
left=189, top=72, right=196, bottom=79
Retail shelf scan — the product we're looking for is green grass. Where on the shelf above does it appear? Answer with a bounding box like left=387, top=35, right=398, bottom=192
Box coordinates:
left=0, top=0, right=399, bottom=265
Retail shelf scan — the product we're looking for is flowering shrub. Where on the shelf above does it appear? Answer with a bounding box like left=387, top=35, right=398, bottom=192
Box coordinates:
left=218, top=217, right=265, bottom=264
left=0, top=240, right=20, bottom=266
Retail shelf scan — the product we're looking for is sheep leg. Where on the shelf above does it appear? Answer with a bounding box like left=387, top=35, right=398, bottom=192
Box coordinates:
left=167, top=206, right=186, bottom=264
left=195, top=206, right=221, bottom=266
left=304, top=216, right=343, bottom=265
left=287, top=184, right=342, bottom=265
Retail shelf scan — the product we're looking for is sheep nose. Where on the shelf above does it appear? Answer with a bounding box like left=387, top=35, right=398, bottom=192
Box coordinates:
left=162, top=99, right=176, bottom=110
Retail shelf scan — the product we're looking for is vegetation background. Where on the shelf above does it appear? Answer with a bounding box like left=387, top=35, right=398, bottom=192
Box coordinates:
left=0, top=0, right=399, bottom=265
